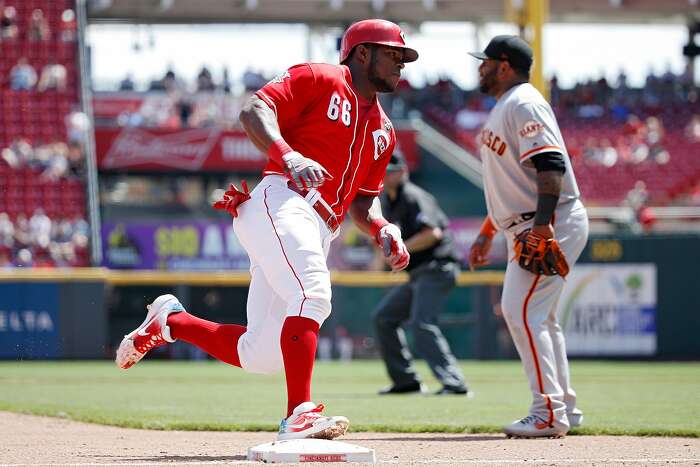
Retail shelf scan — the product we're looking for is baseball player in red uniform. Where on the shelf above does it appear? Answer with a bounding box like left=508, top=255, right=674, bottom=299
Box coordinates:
left=115, top=19, right=417, bottom=442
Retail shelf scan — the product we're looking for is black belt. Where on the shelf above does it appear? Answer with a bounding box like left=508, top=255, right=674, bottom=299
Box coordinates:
left=287, top=181, right=340, bottom=233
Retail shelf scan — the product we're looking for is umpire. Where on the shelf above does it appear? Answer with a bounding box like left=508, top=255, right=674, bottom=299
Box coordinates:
left=373, top=153, right=468, bottom=395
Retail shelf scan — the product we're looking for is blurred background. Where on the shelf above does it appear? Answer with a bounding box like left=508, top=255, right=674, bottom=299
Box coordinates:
left=0, top=0, right=698, bottom=363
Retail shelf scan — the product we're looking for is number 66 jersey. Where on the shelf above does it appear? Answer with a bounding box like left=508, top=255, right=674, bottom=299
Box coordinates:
left=256, top=63, right=396, bottom=221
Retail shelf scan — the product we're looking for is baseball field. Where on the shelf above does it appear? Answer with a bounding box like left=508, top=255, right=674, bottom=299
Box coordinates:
left=1, top=360, right=699, bottom=465
left=1, top=360, right=698, bottom=435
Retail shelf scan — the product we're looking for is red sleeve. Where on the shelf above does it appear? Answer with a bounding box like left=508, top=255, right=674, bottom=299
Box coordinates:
left=255, top=64, right=317, bottom=128
left=358, top=134, right=396, bottom=196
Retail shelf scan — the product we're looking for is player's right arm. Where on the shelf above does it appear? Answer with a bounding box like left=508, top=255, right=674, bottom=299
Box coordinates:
left=239, top=66, right=330, bottom=190
left=239, top=95, right=283, bottom=153
left=469, top=216, right=497, bottom=271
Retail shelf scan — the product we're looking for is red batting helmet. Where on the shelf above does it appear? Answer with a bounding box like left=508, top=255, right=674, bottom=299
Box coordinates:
left=340, top=19, right=418, bottom=64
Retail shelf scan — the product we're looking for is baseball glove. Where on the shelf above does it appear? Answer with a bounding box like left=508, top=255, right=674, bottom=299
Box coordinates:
left=513, top=229, right=570, bottom=277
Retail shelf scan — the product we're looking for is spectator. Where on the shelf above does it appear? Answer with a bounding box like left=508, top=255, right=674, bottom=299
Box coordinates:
left=196, top=66, right=215, bottom=92
left=119, top=73, right=135, bottom=91
left=0, top=213, right=14, bottom=249
left=0, top=246, right=12, bottom=268
left=242, top=68, right=266, bottom=91
left=37, top=62, right=68, bottom=92
left=28, top=8, right=50, bottom=42
left=117, top=103, right=144, bottom=128
left=29, top=209, right=52, bottom=244
left=149, top=69, right=183, bottom=93
left=685, top=115, right=700, bottom=143
left=60, top=9, right=77, bottom=42
left=598, top=138, right=619, bottom=167
left=40, top=143, right=69, bottom=181
left=2, top=138, right=34, bottom=168
left=32, top=235, right=55, bottom=268
left=644, top=116, right=669, bottom=164
left=624, top=180, right=649, bottom=211
left=13, top=214, right=31, bottom=251
left=65, top=109, right=91, bottom=145
left=622, top=180, right=651, bottom=233
left=10, top=58, right=38, bottom=90
left=14, top=248, right=33, bottom=267
left=0, top=5, right=18, bottom=40
left=645, top=116, right=665, bottom=146
left=222, top=66, right=232, bottom=93
left=163, top=70, right=183, bottom=94
left=623, top=114, right=645, bottom=139
left=67, top=142, right=85, bottom=178
left=176, top=98, right=193, bottom=127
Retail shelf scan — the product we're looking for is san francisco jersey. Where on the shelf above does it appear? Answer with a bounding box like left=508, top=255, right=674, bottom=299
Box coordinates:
left=478, top=83, right=580, bottom=230
left=256, top=63, right=396, bottom=221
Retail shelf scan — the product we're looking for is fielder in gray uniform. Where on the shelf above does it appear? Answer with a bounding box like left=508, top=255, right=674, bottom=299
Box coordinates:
left=468, top=35, right=589, bottom=438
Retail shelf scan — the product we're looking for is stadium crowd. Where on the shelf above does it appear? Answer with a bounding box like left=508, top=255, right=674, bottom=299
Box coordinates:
left=0, top=1, right=89, bottom=268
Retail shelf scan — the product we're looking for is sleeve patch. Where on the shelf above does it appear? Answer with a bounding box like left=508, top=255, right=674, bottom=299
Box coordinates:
left=268, top=71, right=291, bottom=84
left=519, top=120, right=545, bottom=138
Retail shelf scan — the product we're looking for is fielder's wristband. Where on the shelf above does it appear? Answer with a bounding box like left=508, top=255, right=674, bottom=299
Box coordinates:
left=267, top=139, right=293, bottom=166
left=478, top=216, right=497, bottom=239
left=369, top=218, right=389, bottom=244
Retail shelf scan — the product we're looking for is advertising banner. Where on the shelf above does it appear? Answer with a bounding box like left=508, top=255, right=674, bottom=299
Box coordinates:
left=102, top=217, right=498, bottom=271
left=102, top=221, right=250, bottom=270
left=94, top=127, right=419, bottom=172
left=0, top=283, right=60, bottom=358
left=560, top=264, right=657, bottom=356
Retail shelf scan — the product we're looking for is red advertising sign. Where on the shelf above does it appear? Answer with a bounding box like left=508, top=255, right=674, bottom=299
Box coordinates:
left=94, top=127, right=419, bottom=172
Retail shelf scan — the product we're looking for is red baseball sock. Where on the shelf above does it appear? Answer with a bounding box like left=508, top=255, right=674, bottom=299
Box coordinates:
left=167, top=312, right=245, bottom=367
left=281, top=316, right=320, bottom=417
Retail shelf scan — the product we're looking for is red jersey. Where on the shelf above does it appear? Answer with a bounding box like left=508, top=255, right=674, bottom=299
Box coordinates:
left=256, top=63, right=396, bottom=220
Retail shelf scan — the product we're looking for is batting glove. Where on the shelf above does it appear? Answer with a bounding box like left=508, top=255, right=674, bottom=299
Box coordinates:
left=376, top=223, right=410, bottom=272
left=282, top=151, right=332, bottom=190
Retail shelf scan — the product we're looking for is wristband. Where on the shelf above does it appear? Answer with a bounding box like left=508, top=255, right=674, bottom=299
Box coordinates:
left=267, top=139, right=293, bottom=166
left=478, top=216, right=497, bottom=239
left=369, top=218, right=389, bottom=242
left=534, top=193, right=559, bottom=225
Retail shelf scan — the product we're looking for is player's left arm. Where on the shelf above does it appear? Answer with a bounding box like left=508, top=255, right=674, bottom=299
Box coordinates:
left=349, top=195, right=410, bottom=272
left=512, top=102, right=567, bottom=239
left=532, top=158, right=564, bottom=238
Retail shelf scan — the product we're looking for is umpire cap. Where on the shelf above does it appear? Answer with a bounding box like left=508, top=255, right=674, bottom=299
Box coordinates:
left=469, top=35, right=533, bottom=73
left=386, top=152, right=407, bottom=173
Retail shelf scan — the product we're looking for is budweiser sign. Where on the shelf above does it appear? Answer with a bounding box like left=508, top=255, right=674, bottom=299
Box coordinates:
left=95, top=126, right=419, bottom=172
left=101, top=128, right=221, bottom=170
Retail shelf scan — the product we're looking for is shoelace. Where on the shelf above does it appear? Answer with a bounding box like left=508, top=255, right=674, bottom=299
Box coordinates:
left=291, top=404, right=325, bottom=422
left=519, top=415, right=542, bottom=425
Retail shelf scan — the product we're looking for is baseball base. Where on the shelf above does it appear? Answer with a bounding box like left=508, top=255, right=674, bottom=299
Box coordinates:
left=247, top=439, right=376, bottom=463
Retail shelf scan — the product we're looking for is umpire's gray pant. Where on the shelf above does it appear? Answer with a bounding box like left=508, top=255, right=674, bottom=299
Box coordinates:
left=372, top=261, right=466, bottom=389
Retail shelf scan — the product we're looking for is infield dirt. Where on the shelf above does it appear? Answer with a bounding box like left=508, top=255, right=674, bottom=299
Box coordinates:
left=2, top=411, right=699, bottom=466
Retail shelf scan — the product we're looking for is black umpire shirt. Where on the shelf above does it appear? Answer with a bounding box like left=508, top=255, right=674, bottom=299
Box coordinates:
left=380, top=181, right=461, bottom=273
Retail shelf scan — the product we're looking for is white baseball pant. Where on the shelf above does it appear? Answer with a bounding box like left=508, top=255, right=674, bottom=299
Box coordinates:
left=500, top=199, right=588, bottom=427
left=231, top=175, right=338, bottom=374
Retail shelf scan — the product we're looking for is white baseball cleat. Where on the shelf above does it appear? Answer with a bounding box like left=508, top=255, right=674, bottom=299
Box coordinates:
left=503, top=414, right=568, bottom=438
left=277, top=402, right=349, bottom=441
left=115, top=294, right=185, bottom=370
left=567, top=408, right=583, bottom=428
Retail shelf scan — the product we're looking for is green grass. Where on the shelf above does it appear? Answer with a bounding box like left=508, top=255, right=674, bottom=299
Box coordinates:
left=0, top=360, right=698, bottom=436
